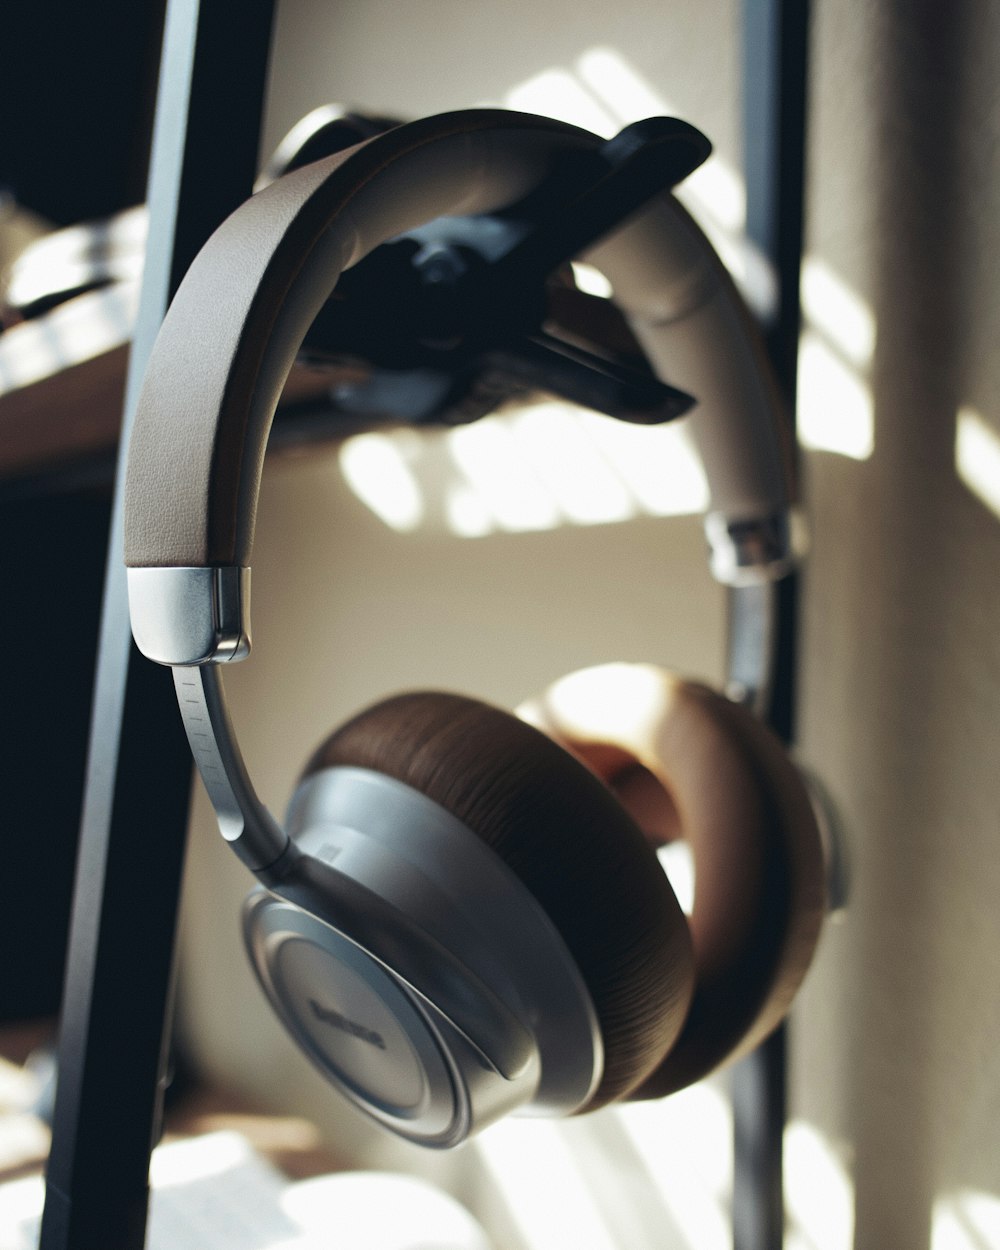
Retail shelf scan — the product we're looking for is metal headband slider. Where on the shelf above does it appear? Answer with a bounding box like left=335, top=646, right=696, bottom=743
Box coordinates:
left=127, top=566, right=251, bottom=665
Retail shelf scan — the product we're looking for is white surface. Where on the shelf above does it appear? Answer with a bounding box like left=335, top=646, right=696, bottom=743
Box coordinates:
left=0, top=1133, right=493, bottom=1250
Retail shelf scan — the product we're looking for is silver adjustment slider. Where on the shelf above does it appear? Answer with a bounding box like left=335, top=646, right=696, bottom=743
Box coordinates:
left=705, top=509, right=806, bottom=586
left=127, top=566, right=251, bottom=665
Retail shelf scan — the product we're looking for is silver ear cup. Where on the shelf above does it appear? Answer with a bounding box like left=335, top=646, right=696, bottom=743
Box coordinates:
left=244, top=892, right=496, bottom=1147
left=243, top=766, right=603, bottom=1147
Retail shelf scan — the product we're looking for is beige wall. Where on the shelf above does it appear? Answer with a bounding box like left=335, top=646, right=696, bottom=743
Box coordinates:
left=175, top=1, right=1000, bottom=1246
left=792, top=1, right=1000, bottom=1247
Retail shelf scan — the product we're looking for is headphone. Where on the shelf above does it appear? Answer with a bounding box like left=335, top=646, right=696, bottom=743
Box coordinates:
left=123, top=108, right=826, bottom=1149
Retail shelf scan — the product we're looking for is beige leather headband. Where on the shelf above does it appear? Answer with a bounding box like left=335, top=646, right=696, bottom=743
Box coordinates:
left=125, top=110, right=593, bottom=569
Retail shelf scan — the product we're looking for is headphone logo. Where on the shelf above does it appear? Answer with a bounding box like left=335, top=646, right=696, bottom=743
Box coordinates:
left=308, top=997, right=387, bottom=1050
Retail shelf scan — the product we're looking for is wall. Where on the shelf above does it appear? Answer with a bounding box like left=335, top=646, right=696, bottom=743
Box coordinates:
left=791, top=1, right=1000, bottom=1248
left=174, top=2, right=1000, bottom=1247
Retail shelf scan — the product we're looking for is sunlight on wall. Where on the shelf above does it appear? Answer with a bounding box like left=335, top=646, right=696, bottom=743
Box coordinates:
left=572, top=47, right=748, bottom=240
left=955, top=407, right=1000, bottom=521
left=796, top=331, right=875, bottom=461
left=472, top=1082, right=868, bottom=1250
left=446, top=413, right=566, bottom=534
left=784, top=1120, right=855, bottom=1250
left=504, top=46, right=880, bottom=467
left=500, top=46, right=753, bottom=290
left=475, top=1119, right=622, bottom=1250
left=148, top=1127, right=253, bottom=1189
left=932, top=1189, right=1000, bottom=1250
left=615, top=1083, right=733, bottom=1250
left=338, top=429, right=426, bottom=532
left=801, top=258, right=877, bottom=368
left=279, top=1171, right=493, bottom=1250
left=505, top=67, right=619, bottom=139
left=579, top=48, right=745, bottom=238
left=797, top=257, right=877, bottom=462
left=337, top=407, right=709, bottom=537
left=472, top=1082, right=733, bottom=1250
left=469, top=1087, right=866, bottom=1250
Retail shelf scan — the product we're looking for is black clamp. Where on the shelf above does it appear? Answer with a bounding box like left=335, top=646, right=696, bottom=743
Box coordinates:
left=297, top=116, right=712, bottom=428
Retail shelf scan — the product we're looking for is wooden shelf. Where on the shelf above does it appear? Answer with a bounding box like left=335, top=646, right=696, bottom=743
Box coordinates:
left=0, top=1020, right=345, bottom=1188
left=0, top=283, right=361, bottom=490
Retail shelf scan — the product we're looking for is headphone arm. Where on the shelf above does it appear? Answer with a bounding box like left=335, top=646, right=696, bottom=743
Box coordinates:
left=170, top=662, right=537, bottom=1084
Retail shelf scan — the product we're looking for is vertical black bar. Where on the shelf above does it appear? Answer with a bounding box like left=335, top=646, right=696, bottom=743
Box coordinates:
left=39, top=3, right=276, bottom=1248
left=743, top=0, right=810, bottom=410
left=731, top=1024, right=788, bottom=1250
left=732, top=2, right=811, bottom=1250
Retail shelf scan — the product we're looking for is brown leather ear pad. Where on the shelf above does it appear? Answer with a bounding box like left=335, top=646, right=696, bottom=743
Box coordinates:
left=302, top=690, right=695, bottom=1110
left=519, top=663, right=825, bottom=1097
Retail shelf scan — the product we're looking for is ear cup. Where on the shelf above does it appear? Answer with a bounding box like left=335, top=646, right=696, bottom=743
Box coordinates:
left=519, top=663, right=826, bottom=1097
left=301, top=691, right=695, bottom=1110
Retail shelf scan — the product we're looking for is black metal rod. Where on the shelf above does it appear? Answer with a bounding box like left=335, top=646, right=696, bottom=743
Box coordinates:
left=39, top=2, right=275, bottom=1247
left=731, top=1, right=811, bottom=1249
left=732, top=1025, right=788, bottom=1250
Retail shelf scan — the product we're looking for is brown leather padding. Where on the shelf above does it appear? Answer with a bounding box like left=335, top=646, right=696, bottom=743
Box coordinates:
left=521, top=663, right=826, bottom=1097
left=303, top=691, right=695, bottom=1111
